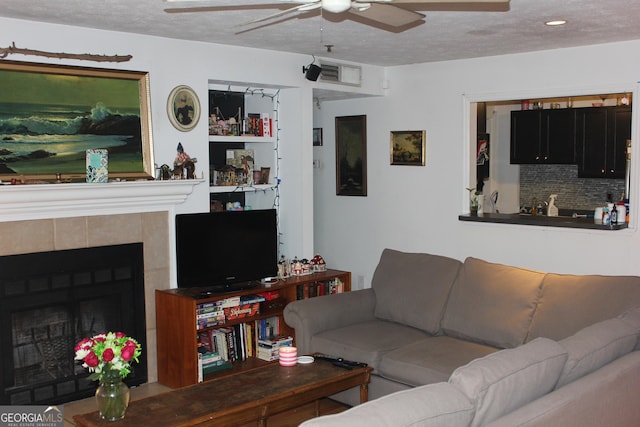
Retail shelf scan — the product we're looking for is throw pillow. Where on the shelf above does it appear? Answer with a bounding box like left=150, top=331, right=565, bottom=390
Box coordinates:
left=442, top=257, right=544, bottom=348
left=448, top=337, right=567, bottom=427
left=372, top=249, right=462, bottom=334
left=555, top=317, right=638, bottom=388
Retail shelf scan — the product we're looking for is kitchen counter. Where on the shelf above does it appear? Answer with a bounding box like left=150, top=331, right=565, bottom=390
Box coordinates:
left=459, top=212, right=628, bottom=230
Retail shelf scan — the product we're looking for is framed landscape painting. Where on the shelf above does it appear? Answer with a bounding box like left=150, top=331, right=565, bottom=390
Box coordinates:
left=0, top=60, right=154, bottom=182
left=335, top=115, right=367, bottom=196
left=390, top=130, right=426, bottom=166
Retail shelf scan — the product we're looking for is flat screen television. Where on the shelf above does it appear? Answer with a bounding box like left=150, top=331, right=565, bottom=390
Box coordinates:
left=175, top=209, right=278, bottom=294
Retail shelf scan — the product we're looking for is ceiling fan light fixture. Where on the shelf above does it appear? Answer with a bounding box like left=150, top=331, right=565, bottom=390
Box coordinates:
left=322, top=0, right=352, bottom=14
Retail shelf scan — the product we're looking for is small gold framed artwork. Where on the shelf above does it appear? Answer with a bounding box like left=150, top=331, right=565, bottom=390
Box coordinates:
left=390, top=130, right=426, bottom=166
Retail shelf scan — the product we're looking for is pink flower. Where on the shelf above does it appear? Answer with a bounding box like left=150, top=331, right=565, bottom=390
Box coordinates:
left=121, top=341, right=137, bottom=362
left=115, top=332, right=126, bottom=338
left=84, top=351, right=99, bottom=368
left=74, top=338, right=92, bottom=352
left=102, top=348, right=115, bottom=362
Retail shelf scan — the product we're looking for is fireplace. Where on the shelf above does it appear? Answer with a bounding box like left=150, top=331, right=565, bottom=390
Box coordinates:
left=0, top=243, right=147, bottom=405
left=0, top=180, right=199, bottom=404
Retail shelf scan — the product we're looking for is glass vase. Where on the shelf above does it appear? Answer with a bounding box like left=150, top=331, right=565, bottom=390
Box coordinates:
left=95, top=376, right=130, bottom=421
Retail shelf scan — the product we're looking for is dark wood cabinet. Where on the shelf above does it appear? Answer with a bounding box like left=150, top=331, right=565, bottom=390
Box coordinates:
left=510, top=109, right=575, bottom=164
left=576, top=106, right=631, bottom=178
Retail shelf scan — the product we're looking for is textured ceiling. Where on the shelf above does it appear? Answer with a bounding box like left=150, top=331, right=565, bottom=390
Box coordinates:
left=1, top=0, right=639, bottom=67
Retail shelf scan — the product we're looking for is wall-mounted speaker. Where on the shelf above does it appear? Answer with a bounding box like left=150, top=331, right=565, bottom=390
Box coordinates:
left=303, top=64, right=322, bottom=81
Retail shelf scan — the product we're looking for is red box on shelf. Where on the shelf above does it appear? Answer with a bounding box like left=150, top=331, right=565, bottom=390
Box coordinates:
left=223, top=303, right=260, bottom=321
left=257, top=290, right=280, bottom=301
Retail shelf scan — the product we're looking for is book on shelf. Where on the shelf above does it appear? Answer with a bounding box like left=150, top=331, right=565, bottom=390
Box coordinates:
left=256, top=335, right=294, bottom=361
left=198, top=354, right=232, bottom=382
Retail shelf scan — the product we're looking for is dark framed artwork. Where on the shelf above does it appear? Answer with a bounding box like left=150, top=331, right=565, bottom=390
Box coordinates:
left=477, top=133, right=490, bottom=182
left=313, top=128, right=323, bottom=146
left=335, top=115, right=367, bottom=196
left=390, top=130, right=426, bottom=166
left=0, top=60, right=154, bottom=182
left=167, top=85, right=200, bottom=132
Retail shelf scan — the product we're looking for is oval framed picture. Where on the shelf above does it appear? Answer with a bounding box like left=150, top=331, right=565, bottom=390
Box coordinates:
left=167, top=85, right=200, bottom=132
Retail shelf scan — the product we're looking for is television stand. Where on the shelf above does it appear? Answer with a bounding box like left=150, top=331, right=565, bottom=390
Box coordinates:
left=156, top=269, right=352, bottom=388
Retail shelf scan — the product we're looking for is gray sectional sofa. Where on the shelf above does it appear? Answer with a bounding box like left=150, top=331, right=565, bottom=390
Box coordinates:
left=284, top=249, right=640, bottom=426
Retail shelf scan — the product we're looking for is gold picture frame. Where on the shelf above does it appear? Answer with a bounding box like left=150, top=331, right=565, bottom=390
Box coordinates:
left=390, top=130, right=426, bottom=166
left=0, top=60, right=154, bottom=182
left=167, top=85, right=200, bottom=132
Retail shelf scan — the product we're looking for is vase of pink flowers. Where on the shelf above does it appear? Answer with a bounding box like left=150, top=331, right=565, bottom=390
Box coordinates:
left=74, top=332, right=142, bottom=421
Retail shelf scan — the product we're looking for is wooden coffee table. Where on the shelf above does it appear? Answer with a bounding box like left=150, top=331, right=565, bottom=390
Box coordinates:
left=73, top=359, right=372, bottom=427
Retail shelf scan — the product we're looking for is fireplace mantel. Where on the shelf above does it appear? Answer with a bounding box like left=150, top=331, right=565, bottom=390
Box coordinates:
left=0, top=180, right=203, bottom=222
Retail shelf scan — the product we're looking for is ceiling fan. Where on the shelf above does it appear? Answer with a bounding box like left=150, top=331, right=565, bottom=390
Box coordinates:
left=164, top=0, right=511, bottom=32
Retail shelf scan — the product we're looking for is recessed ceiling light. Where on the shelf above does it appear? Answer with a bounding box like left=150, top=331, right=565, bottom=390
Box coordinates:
left=545, top=20, right=567, bottom=26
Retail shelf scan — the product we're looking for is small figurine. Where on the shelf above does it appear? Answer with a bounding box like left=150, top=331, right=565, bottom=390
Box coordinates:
left=173, top=142, right=197, bottom=179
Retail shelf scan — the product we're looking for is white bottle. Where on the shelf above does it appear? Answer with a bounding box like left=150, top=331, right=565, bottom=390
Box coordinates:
left=547, top=194, right=559, bottom=217
left=616, top=204, right=626, bottom=224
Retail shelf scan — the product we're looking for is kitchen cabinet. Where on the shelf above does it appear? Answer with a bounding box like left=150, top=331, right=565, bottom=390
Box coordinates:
left=510, top=109, right=575, bottom=164
left=576, top=106, right=631, bottom=178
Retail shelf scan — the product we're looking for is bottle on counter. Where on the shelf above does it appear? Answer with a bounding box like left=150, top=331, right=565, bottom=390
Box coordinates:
left=616, top=203, right=627, bottom=224
left=602, top=206, right=611, bottom=225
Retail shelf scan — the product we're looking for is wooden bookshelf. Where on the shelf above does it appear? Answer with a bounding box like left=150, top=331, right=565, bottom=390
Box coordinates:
left=156, top=269, right=351, bottom=388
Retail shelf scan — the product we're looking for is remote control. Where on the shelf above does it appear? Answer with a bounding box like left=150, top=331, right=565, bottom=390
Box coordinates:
left=314, top=354, right=368, bottom=368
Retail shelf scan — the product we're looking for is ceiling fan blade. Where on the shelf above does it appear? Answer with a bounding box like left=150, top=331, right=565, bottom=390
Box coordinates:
left=240, top=3, right=320, bottom=26
left=388, top=0, right=510, bottom=12
left=392, top=0, right=509, bottom=3
left=165, top=4, right=288, bottom=14
left=349, top=3, right=424, bottom=27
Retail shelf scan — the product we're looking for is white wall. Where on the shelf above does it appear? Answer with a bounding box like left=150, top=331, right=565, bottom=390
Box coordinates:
left=0, top=17, right=385, bottom=263
left=314, top=40, right=640, bottom=289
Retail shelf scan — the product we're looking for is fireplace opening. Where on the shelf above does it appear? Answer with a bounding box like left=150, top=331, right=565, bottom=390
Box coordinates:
left=0, top=243, right=147, bottom=405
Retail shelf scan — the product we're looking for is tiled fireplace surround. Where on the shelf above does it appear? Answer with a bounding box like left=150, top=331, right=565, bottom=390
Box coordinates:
left=0, top=181, right=201, bottom=387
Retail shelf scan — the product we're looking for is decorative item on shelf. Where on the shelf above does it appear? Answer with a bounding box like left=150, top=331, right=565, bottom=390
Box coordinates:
left=311, top=254, right=327, bottom=272
left=260, top=167, right=270, bottom=185
left=213, top=165, right=237, bottom=186
left=291, top=257, right=302, bottom=276
left=467, top=187, right=480, bottom=216
left=226, top=149, right=254, bottom=185
left=74, top=332, right=142, bottom=421
left=253, top=170, right=263, bottom=185
left=278, top=255, right=290, bottom=278
left=301, top=259, right=312, bottom=275
left=172, top=142, right=197, bottom=179
left=226, top=201, right=244, bottom=211
left=86, top=149, right=108, bottom=183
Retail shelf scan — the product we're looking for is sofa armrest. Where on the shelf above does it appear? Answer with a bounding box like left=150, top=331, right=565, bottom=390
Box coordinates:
left=283, top=288, right=376, bottom=354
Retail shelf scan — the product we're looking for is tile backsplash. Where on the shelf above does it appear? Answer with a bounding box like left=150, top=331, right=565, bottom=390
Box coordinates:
left=520, top=164, right=626, bottom=211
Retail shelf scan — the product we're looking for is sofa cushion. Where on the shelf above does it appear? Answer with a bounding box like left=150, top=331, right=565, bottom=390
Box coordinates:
left=449, top=337, right=567, bottom=427
left=555, top=317, right=638, bottom=388
left=527, top=274, right=640, bottom=342
left=310, top=319, right=430, bottom=372
left=442, top=257, right=544, bottom=348
left=299, top=382, right=475, bottom=427
left=618, top=306, right=640, bottom=350
left=372, top=249, right=462, bottom=334
left=378, top=336, right=498, bottom=387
